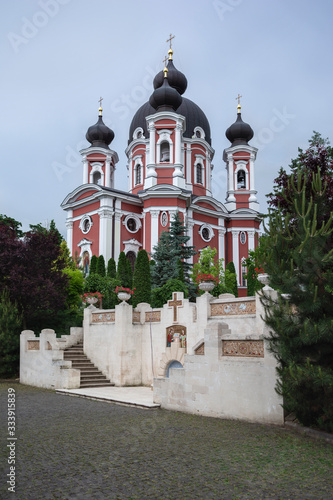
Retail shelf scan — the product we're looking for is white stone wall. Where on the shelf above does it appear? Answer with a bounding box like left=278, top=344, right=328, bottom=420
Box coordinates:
left=153, top=319, right=284, bottom=425
left=20, top=328, right=82, bottom=389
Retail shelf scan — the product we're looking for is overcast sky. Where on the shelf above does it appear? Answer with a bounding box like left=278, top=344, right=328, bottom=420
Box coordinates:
left=2, top=0, right=332, bottom=236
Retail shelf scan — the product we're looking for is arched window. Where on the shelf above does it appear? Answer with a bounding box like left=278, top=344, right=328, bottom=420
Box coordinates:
left=237, top=170, right=246, bottom=189
left=135, top=164, right=141, bottom=185
left=196, top=163, right=203, bottom=184
left=160, top=141, right=170, bottom=162
left=93, top=171, right=102, bottom=185
left=241, top=259, right=247, bottom=287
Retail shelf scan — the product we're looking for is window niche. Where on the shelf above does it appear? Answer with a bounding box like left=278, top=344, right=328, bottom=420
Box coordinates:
left=196, top=163, right=203, bottom=184
left=160, top=141, right=170, bottom=162
left=237, top=170, right=246, bottom=189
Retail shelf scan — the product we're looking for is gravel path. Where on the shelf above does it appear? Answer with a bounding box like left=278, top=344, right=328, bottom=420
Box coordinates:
left=1, top=382, right=332, bottom=499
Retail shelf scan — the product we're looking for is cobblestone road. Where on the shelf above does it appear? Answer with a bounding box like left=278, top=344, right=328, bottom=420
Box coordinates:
left=1, top=382, right=333, bottom=499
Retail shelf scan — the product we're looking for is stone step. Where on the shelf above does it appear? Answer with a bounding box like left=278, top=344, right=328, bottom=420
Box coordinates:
left=64, top=340, right=113, bottom=389
left=80, top=380, right=114, bottom=388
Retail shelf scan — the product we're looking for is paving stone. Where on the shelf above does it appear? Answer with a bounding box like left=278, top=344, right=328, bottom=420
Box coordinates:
left=0, top=382, right=333, bottom=499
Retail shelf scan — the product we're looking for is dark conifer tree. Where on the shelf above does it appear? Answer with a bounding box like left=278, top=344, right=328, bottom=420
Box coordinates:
left=260, top=134, right=333, bottom=432
left=97, top=255, right=106, bottom=277
left=132, top=250, right=151, bottom=306
left=107, top=258, right=116, bottom=278
left=89, top=255, right=98, bottom=275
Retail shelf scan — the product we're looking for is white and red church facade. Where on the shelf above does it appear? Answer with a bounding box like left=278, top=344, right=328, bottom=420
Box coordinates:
left=61, top=49, right=261, bottom=297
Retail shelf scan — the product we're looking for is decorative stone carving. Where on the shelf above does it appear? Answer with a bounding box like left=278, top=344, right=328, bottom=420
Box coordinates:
left=222, top=340, right=264, bottom=357
left=132, top=312, right=140, bottom=323
left=92, top=312, right=115, bottom=323
left=211, top=300, right=256, bottom=316
left=27, top=340, right=40, bottom=350
left=195, top=343, right=205, bottom=355
left=145, top=311, right=161, bottom=322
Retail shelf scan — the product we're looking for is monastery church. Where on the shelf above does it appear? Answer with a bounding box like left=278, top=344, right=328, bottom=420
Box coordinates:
left=61, top=44, right=261, bottom=295
left=21, top=43, right=284, bottom=425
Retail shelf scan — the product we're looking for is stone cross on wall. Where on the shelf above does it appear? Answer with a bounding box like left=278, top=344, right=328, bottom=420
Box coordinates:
left=168, top=293, right=182, bottom=322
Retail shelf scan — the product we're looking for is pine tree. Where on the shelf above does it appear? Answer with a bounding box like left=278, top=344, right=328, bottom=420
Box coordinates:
left=132, top=250, right=151, bottom=306
left=226, top=261, right=238, bottom=297
left=89, top=255, right=98, bottom=275
left=151, top=211, right=196, bottom=289
left=107, top=258, right=116, bottom=278
left=260, top=152, right=333, bottom=431
left=97, top=255, right=106, bottom=277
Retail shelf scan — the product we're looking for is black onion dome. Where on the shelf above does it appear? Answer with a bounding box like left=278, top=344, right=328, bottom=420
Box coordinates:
left=153, top=60, right=187, bottom=95
left=225, top=112, right=253, bottom=146
left=129, top=97, right=211, bottom=145
left=86, top=115, right=114, bottom=149
left=149, top=76, right=182, bottom=112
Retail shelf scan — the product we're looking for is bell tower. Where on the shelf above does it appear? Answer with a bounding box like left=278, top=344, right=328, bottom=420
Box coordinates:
left=223, top=97, right=259, bottom=212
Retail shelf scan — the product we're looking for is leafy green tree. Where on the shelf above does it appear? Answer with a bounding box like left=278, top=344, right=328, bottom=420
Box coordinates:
left=107, top=258, right=116, bottom=278
left=97, top=255, right=106, bottom=277
left=89, top=255, right=98, bottom=275
left=0, top=291, right=23, bottom=377
left=151, top=279, right=188, bottom=308
left=226, top=261, right=238, bottom=297
left=132, top=250, right=151, bottom=307
left=0, top=214, right=23, bottom=237
left=63, top=268, right=84, bottom=308
left=260, top=140, right=333, bottom=432
left=246, top=263, right=256, bottom=297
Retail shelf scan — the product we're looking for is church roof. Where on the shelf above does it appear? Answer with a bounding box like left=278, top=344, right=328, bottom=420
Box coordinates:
left=129, top=97, right=211, bottom=145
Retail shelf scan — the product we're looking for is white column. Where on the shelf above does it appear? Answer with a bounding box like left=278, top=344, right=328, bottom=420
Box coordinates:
left=206, top=153, right=211, bottom=194
left=226, top=153, right=236, bottom=208
left=66, top=214, right=73, bottom=255
left=128, top=153, right=133, bottom=192
left=150, top=210, right=160, bottom=253
left=149, top=123, right=156, bottom=164
left=144, top=124, right=157, bottom=189
left=83, top=159, right=89, bottom=184
left=218, top=227, right=226, bottom=264
left=186, top=144, right=192, bottom=189
left=231, top=229, right=240, bottom=285
left=248, top=230, right=255, bottom=252
left=114, top=212, right=122, bottom=263
left=105, top=158, right=111, bottom=188
left=175, top=123, right=182, bottom=164
left=98, top=208, right=113, bottom=263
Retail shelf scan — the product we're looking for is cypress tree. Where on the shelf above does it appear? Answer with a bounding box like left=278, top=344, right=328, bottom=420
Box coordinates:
left=0, top=291, right=23, bottom=377
left=132, top=250, right=151, bottom=306
left=107, top=258, right=116, bottom=278
left=96, top=255, right=106, bottom=277
left=226, top=261, right=238, bottom=297
left=126, top=257, right=133, bottom=289
left=89, top=255, right=98, bottom=275
left=117, top=251, right=131, bottom=288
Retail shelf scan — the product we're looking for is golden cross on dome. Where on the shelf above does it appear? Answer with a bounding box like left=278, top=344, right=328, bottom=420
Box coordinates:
left=98, top=96, right=103, bottom=116
left=235, top=94, right=242, bottom=105
left=163, top=55, right=168, bottom=67
left=166, top=33, right=175, bottom=49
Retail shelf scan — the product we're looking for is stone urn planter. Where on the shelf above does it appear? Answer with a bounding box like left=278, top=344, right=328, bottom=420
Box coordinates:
left=86, top=296, right=98, bottom=305
left=117, top=292, right=131, bottom=303
left=257, top=273, right=269, bottom=286
left=198, top=281, right=215, bottom=293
